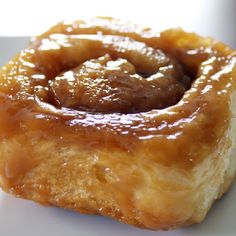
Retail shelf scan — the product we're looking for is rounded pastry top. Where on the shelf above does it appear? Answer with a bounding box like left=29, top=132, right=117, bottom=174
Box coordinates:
left=0, top=17, right=236, bottom=169
left=3, top=32, right=191, bottom=114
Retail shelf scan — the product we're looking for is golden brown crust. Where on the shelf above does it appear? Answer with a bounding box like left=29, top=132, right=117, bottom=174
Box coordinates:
left=0, top=17, right=236, bottom=230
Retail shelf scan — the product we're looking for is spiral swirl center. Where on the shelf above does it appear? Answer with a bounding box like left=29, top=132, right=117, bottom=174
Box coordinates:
left=8, top=33, right=192, bottom=114
left=50, top=53, right=190, bottom=113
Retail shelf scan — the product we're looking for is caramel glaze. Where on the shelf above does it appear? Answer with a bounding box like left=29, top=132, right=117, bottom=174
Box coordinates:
left=0, top=17, right=236, bottom=187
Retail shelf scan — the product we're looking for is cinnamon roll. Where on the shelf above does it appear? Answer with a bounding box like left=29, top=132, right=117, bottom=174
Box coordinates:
left=0, top=17, right=236, bottom=230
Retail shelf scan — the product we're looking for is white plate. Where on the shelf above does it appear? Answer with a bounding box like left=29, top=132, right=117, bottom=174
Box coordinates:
left=0, top=37, right=236, bottom=236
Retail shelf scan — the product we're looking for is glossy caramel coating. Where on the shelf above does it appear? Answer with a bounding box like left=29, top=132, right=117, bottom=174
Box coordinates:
left=0, top=18, right=235, bottom=167
left=0, top=17, right=236, bottom=230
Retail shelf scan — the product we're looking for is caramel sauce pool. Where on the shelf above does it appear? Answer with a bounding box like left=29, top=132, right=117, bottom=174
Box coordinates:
left=0, top=18, right=236, bottom=185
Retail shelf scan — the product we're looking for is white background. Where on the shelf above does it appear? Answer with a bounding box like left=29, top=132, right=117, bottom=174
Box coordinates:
left=0, top=0, right=235, bottom=47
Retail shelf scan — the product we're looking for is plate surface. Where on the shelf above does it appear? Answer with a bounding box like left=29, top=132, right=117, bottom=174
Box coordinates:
left=0, top=37, right=236, bottom=236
